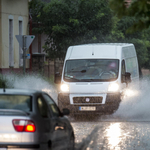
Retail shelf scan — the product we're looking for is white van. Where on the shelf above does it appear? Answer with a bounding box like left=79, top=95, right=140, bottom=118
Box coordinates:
left=55, top=43, right=139, bottom=115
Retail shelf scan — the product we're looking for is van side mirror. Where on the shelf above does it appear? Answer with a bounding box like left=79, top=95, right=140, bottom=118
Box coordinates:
left=54, top=72, right=61, bottom=84
left=122, top=72, right=131, bottom=83
left=125, top=72, right=131, bottom=83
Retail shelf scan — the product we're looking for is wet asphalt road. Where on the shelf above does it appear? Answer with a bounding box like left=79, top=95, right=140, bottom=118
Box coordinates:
left=6, top=75, right=150, bottom=150
left=71, top=118, right=150, bottom=150
left=69, top=79, right=150, bottom=150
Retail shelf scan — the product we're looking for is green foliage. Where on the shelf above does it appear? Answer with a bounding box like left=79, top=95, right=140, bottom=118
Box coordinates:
left=29, top=0, right=150, bottom=69
left=30, top=0, right=113, bottom=59
left=109, top=0, right=150, bottom=69
left=0, top=74, right=8, bottom=88
left=109, top=0, right=150, bottom=32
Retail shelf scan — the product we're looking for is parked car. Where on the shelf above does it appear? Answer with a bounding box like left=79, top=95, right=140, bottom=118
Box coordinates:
left=0, top=88, right=75, bottom=150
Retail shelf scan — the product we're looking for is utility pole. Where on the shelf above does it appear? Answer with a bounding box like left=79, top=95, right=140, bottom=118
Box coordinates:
left=23, top=36, right=27, bottom=74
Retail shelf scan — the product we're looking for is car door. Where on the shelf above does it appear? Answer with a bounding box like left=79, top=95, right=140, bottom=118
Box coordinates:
left=36, top=95, right=52, bottom=143
left=42, top=94, right=70, bottom=142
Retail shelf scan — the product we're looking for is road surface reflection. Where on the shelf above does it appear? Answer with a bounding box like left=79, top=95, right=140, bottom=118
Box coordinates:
left=106, top=123, right=121, bottom=149
left=73, top=121, right=150, bottom=150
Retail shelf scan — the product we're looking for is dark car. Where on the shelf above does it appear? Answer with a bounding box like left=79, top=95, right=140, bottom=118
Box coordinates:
left=0, top=88, right=75, bottom=150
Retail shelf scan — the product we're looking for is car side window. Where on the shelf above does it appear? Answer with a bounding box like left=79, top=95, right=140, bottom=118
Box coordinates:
left=37, top=97, right=49, bottom=118
left=43, top=94, right=60, bottom=117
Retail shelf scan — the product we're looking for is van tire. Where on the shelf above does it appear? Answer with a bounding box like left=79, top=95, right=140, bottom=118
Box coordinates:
left=58, top=100, right=64, bottom=112
left=107, top=103, right=120, bottom=114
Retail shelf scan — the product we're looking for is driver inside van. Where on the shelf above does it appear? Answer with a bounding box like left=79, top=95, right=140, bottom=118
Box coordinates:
left=100, top=61, right=117, bottom=79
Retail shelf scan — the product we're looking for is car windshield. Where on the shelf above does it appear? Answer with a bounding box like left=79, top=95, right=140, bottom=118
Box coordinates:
left=64, top=59, right=119, bottom=82
left=0, top=95, right=32, bottom=112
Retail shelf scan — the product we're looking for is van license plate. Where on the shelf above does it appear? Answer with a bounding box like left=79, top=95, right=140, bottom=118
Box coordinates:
left=79, top=106, right=96, bottom=111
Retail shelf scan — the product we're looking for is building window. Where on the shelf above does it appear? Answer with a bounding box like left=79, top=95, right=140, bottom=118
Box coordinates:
left=9, top=19, right=14, bottom=67
left=19, top=20, right=23, bottom=67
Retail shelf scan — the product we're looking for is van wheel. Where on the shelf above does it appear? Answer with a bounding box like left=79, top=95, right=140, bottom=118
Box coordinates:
left=58, top=100, right=64, bottom=112
left=107, top=103, right=120, bottom=114
left=58, top=100, right=72, bottom=116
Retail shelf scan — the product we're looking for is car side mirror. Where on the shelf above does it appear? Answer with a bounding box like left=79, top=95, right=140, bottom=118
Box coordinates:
left=122, top=72, right=131, bottom=83
left=62, top=108, right=70, bottom=116
left=54, top=72, right=61, bottom=84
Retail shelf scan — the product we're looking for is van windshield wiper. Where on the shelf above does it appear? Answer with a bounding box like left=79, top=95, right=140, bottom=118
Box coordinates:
left=64, top=76, right=80, bottom=81
left=81, top=79, right=95, bottom=82
left=80, top=70, right=86, bottom=73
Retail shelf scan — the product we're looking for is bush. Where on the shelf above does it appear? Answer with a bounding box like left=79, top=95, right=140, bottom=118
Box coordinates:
left=0, top=74, right=7, bottom=88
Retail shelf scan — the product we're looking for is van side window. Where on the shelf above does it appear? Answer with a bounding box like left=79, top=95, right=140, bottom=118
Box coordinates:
left=121, top=60, right=126, bottom=82
left=121, top=60, right=126, bottom=74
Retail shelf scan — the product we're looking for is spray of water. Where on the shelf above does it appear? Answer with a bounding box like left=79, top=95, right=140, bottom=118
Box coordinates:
left=5, top=74, right=150, bottom=121
left=113, top=77, right=150, bottom=121
left=5, top=74, right=58, bottom=103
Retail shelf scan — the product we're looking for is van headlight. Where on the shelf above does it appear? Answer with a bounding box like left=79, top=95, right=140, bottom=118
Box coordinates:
left=60, top=83, right=69, bottom=92
left=108, top=83, right=119, bottom=92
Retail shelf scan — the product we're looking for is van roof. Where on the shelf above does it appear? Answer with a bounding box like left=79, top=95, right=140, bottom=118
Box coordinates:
left=66, top=43, right=135, bottom=59
left=71, top=43, right=133, bottom=47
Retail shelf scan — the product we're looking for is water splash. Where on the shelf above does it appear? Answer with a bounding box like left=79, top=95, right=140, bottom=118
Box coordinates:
left=113, top=77, right=150, bottom=121
left=5, top=74, right=150, bottom=121
left=4, top=74, right=58, bottom=102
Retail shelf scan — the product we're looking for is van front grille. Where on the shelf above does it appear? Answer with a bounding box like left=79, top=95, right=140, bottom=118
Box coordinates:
left=73, top=97, right=103, bottom=104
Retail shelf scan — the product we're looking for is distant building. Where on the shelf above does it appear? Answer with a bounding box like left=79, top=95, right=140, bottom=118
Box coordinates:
left=0, top=0, right=29, bottom=74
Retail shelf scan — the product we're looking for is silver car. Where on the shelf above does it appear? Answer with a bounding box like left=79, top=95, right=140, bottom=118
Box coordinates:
left=0, top=88, right=75, bottom=150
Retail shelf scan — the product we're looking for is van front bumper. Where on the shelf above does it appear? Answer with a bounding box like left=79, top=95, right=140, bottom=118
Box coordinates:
left=58, top=93, right=122, bottom=115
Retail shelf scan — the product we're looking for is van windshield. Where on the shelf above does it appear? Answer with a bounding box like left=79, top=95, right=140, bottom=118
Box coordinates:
left=64, top=59, right=119, bottom=82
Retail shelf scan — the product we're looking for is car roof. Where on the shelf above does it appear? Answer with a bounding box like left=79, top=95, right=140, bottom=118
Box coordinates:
left=0, top=88, right=42, bottom=95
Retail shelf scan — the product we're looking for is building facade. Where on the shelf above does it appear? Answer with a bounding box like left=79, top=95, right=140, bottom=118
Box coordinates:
left=0, top=0, right=29, bottom=74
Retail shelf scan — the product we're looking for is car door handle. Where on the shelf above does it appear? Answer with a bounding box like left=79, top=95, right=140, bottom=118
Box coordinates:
left=55, top=123, right=65, bottom=131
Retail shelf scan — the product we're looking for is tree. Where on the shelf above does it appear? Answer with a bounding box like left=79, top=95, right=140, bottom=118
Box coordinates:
left=109, top=0, right=150, bottom=69
left=109, top=0, right=150, bottom=32
left=29, top=0, right=113, bottom=59
left=30, top=0, right=150, bottom=70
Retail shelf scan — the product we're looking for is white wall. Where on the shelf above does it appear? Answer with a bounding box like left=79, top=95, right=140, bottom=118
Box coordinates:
left=0, top=0, right=29, bottom=68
